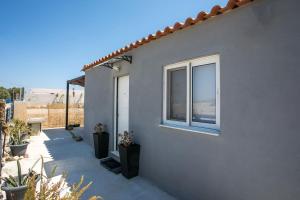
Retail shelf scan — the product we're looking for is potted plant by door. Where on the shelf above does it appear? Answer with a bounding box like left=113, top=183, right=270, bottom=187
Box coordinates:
left=1, top=159, right=40, bottom=200
left=118, top=131, right=140, bottom=179
left=8, top=120, right=31, bottom=157
left=93, top=123, right=109, bottom=159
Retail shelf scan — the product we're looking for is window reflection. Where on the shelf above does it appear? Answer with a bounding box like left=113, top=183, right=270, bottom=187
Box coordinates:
left=192, top=64, right=216, bottom=124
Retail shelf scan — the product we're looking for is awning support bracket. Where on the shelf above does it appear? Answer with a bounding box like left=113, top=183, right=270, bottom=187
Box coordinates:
left=101, top=63, right=114, bottom=69
left=116, top=55, right=132, bottom=64
left=97, top=55, right=132, bottom=70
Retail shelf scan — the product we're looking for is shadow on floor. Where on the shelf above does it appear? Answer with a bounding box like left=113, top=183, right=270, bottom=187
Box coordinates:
left=42, top=128, right=175, bottom=200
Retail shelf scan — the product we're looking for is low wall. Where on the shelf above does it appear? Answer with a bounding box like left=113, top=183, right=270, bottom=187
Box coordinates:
left=14, top=102, right=84, bottom=128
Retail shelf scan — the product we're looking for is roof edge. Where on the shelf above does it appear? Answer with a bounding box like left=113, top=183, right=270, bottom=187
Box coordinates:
left=82, top=0, right=254, bottom=72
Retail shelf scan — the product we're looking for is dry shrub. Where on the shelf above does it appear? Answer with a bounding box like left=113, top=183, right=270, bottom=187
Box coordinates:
left=0, top=100, right=5, bottom=124
left=24, top=157, right=101, bottom=200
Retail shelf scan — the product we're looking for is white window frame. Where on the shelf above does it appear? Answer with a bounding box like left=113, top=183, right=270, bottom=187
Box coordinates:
left=163, top=60, right=190, bottom=126
left=163, top=54, right=220, bottom=130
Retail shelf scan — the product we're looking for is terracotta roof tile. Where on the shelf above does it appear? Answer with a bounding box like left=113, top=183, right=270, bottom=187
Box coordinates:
left=82, top=0, right=254, bottom=71
left=183, top=17, right=196, bottom=28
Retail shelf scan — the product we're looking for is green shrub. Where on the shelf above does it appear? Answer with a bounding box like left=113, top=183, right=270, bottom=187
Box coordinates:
left=8, top=119, right=31, bottom=145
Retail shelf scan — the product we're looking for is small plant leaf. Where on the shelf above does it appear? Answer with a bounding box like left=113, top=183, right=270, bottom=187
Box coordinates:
left=50, top=165, right=57, bottom=178
left=28, top=157, right=40, bottom=174
left=7, top=175, right=18, bottom=187
left=22, top=175, right=28, bottom=185
left=17, top=159, right=22, bottom=186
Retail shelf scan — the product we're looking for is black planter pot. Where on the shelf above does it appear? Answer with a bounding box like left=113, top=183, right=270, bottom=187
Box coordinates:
left=70, top=124, right=80, bottom=128
left=2, top=184, right=27, bottom=200
left=2, top=175, right=40, bottom=200
left=93, top=132, right=109, bottom=159
left=9, top=142, right=29, bottom=157
left=118, top=144, right=140, bottom=179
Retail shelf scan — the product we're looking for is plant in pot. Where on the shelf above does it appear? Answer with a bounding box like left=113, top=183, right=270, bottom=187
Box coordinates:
left=8, top=119, right=31, bottom=157
left=118, top=131, right=140, bottom=179
left=93, top=123, right=109, bottom=159
left=1, top=158, right=40, bottom=200
left=24, top=156, right=101, bottom=200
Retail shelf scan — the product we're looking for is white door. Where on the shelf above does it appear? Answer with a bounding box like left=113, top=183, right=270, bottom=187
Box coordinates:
left=117, top=75, right=129, bottom=148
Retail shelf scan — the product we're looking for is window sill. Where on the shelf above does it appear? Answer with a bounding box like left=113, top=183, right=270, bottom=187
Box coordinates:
left=159, top=123, right=220, bottom=136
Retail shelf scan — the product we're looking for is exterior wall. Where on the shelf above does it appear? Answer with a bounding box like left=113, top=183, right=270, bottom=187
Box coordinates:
left=84, top=63, right=130, bottom=147
left=84, top=67, right=113, bottom=146
left=84, top=0, right=300, bottom=199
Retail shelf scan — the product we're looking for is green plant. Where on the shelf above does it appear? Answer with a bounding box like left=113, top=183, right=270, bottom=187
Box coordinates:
left=1, top=158, right=40, bottom=188
left=8, top=119, right=31, bottom=145
left=9, top=129, right=28, bottom=145
left=24, top=157, right=101, bottom=200
left=119, top=131, right=134, bottom=147
left=9, top=119, right=31, bottom=135
left=7, top=87, right=22, bottom=100
left=0, top=86, right=10, bottom=100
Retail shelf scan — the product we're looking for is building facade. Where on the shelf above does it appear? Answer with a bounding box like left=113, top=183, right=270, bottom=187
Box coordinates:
left=83, top=0, right=300, bottom=199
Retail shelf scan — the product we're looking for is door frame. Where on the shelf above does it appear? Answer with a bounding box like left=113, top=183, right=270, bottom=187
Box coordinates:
left=113, top=75, right=129, bottom=151
left=113, top=77, right=118, bottom=151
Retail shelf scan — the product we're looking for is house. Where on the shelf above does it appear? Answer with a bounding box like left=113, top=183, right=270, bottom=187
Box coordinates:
left=81, top=0, right=300, bottom=199
left=25, top=88, right=84, bottom=105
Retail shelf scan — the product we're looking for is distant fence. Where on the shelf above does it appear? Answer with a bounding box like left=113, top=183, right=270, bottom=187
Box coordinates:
left=14, top=101, right=83, bottom=128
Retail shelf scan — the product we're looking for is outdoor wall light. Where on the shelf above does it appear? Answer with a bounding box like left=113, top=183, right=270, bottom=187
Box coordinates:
left=112, top=65, right=120, bottom=72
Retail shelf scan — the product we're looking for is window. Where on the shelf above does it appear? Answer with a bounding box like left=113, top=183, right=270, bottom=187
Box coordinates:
left=192, top=63, right=216, bottom=124
left=167, top=67, right=187, bottom=122
left=163, top=55, right=220, bottom=131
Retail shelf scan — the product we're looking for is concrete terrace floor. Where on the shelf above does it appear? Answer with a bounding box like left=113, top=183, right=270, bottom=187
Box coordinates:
left=2, top=129, right=175, bottom=200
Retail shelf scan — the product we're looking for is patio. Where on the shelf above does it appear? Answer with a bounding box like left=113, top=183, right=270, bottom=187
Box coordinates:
left=2, top=128, right=175, bottom=200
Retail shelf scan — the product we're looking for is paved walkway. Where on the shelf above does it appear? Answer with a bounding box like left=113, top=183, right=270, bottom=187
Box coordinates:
left=2, top=129, right=175, bottom=200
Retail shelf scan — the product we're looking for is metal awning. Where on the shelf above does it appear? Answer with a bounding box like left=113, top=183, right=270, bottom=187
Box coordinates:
left=68, top=75, right=85, bottom=87
left=94, top=55, right=132, bottom=69
left=65, top=75, right=85, bottom=130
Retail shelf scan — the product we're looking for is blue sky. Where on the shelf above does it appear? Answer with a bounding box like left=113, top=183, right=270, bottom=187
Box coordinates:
left=0, top=0, right=227, bottom=89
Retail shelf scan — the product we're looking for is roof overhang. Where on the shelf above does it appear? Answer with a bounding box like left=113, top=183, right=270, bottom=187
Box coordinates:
left=68, top=75, right=85, bottom=87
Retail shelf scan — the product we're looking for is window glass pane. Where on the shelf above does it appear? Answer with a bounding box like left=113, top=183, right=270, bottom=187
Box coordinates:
left=192, top=63, right=216, bottom=124
left=167, top=67, right=186, bottom=121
